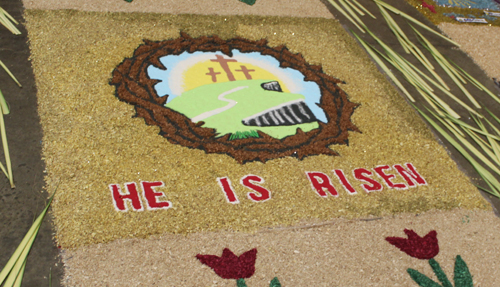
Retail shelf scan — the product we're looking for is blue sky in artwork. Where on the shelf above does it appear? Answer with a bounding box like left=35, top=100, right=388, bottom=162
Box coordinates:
left=147, top=50, right=328, bottom=123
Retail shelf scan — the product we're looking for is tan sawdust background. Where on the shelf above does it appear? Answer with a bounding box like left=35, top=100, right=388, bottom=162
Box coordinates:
left=61, top=209, right=500, bottom=286
left=22, top=0, right=334, bottom=18
left=25, top=9, right=489, bottom=249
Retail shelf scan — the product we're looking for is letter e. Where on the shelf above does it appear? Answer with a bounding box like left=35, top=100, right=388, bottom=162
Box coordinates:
left=141, top=181, right=172, bottom=210
left=373, top=165, right=407, bottom=189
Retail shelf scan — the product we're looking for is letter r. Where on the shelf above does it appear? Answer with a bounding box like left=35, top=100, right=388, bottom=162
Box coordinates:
left=305, top=172, right=339, bottom=197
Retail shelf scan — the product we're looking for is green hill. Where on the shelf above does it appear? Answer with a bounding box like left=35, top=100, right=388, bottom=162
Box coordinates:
left=166, top=79, right=319, bottom=139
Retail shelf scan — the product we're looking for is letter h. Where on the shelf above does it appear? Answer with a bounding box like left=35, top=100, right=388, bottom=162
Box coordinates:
left=109, top=183, right=144, bottom=212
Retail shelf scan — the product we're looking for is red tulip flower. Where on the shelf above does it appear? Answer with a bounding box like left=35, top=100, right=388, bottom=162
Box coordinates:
left=387, top=229, right=473, bottom=287
left=386, top=229, right=439, bottom=260
left=196, top=248, right=257, bottom=279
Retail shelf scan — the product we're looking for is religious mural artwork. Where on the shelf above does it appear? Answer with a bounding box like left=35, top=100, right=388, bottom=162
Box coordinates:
left=110, top=33, right=359, bottom=163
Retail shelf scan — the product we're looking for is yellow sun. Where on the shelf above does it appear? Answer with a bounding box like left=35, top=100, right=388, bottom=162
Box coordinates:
left=182, top=59, right=290, bottom=92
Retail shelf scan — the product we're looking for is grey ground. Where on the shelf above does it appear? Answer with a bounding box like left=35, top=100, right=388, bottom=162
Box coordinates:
left=0, top=0, right=63, bottom=286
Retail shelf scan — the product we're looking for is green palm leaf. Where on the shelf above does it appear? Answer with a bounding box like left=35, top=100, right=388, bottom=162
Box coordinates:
left=0, top=191, right=56, bottom=286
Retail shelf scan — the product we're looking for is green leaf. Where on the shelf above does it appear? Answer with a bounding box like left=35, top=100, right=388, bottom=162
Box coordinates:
left=0, top=7, right=18, bottom=25
left=482, top=113, right=500, bottom=137
left=0, top=191, right=56, bottom=285
left=413, top=106, right=500, bottom=198
left=407, top=268, right=442, bottom=287
left=450, top=61, right=500, bottom=105
left=454, top=255, right=473, bottom=287
left=0, top=6, right=21, bottom=35
left=343, top=0, right=365, bottom=16
left=0, top=109, right=13, bottom=188
left=439, top=116, right=500, bottom=177
left=399, top=57, right=479, bottom=117
left=0, top=92, right=10, bottom=179
left=351, top=31, right=414, bottom=102
left=444, top=115, right=500, bottom=141
left=12, top=257, right=26, bottom=287
left=239, top=0, right=256, bottom=5
left=0, top=60, right=21, bottom=88
left=237, top=278, right=248, bottom=287
left=338, top=0, right=366, bottom=27
left=361, top=27, right=468, bottom=119
left=433, top=55, right=479, bottom=109
left=269, top=277, right=282, bottom=287
left=484, top=106, right=500, bottom=126
left=429, top=258, right=453, bottom=287
left=373, top=0, right=459, bottom=46
left=326, top=0, right=365, bottom=33
left=0, top=87, right=10, bottom=115
left=349, top=0, right=376, bottom=18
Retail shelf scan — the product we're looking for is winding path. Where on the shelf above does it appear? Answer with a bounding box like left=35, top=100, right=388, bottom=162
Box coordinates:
left=191, top=86, right=248, bottom=122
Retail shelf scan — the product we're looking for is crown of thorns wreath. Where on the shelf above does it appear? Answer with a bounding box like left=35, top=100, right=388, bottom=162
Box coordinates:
left=110, top=32, right=359, bottom=163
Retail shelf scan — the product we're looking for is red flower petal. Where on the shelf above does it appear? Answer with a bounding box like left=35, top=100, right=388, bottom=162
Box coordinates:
left=386, top=229, right=439, bottom=260
left=196, top=248, right=257, bottom=279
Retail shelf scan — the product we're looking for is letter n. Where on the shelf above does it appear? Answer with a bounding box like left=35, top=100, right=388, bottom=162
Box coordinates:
left=393, top=163, right=427, bottom=187
left=305, top=172, right=338, bottom=197
left=109, top=183, right=144, bottom=212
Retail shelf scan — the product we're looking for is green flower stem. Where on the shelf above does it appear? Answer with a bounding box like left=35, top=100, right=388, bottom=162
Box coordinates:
left=407, top=268, right=442, bottom=287
left=237, top=278, right=248, bottom=287
left=429, top=258, right=453, bottom=287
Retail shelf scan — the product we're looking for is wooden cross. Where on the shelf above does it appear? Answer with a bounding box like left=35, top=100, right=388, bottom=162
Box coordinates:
left=205, top=68, right=221, bottom=82
left=235, top=65, right=255, bottom=80
left=210, top=55, right=238, bottom=81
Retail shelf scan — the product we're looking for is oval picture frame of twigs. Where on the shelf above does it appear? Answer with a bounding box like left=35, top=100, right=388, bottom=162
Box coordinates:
left=110, top=32, right=359, bottom=163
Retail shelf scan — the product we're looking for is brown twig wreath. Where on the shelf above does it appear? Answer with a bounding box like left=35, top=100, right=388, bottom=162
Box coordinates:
left=110, top=32, right=359, bottom=163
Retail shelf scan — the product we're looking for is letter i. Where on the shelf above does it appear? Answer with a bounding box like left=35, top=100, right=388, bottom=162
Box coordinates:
left=334, top=170, right=357, bottom=195
left=217, top=177, right=240, bottom=204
